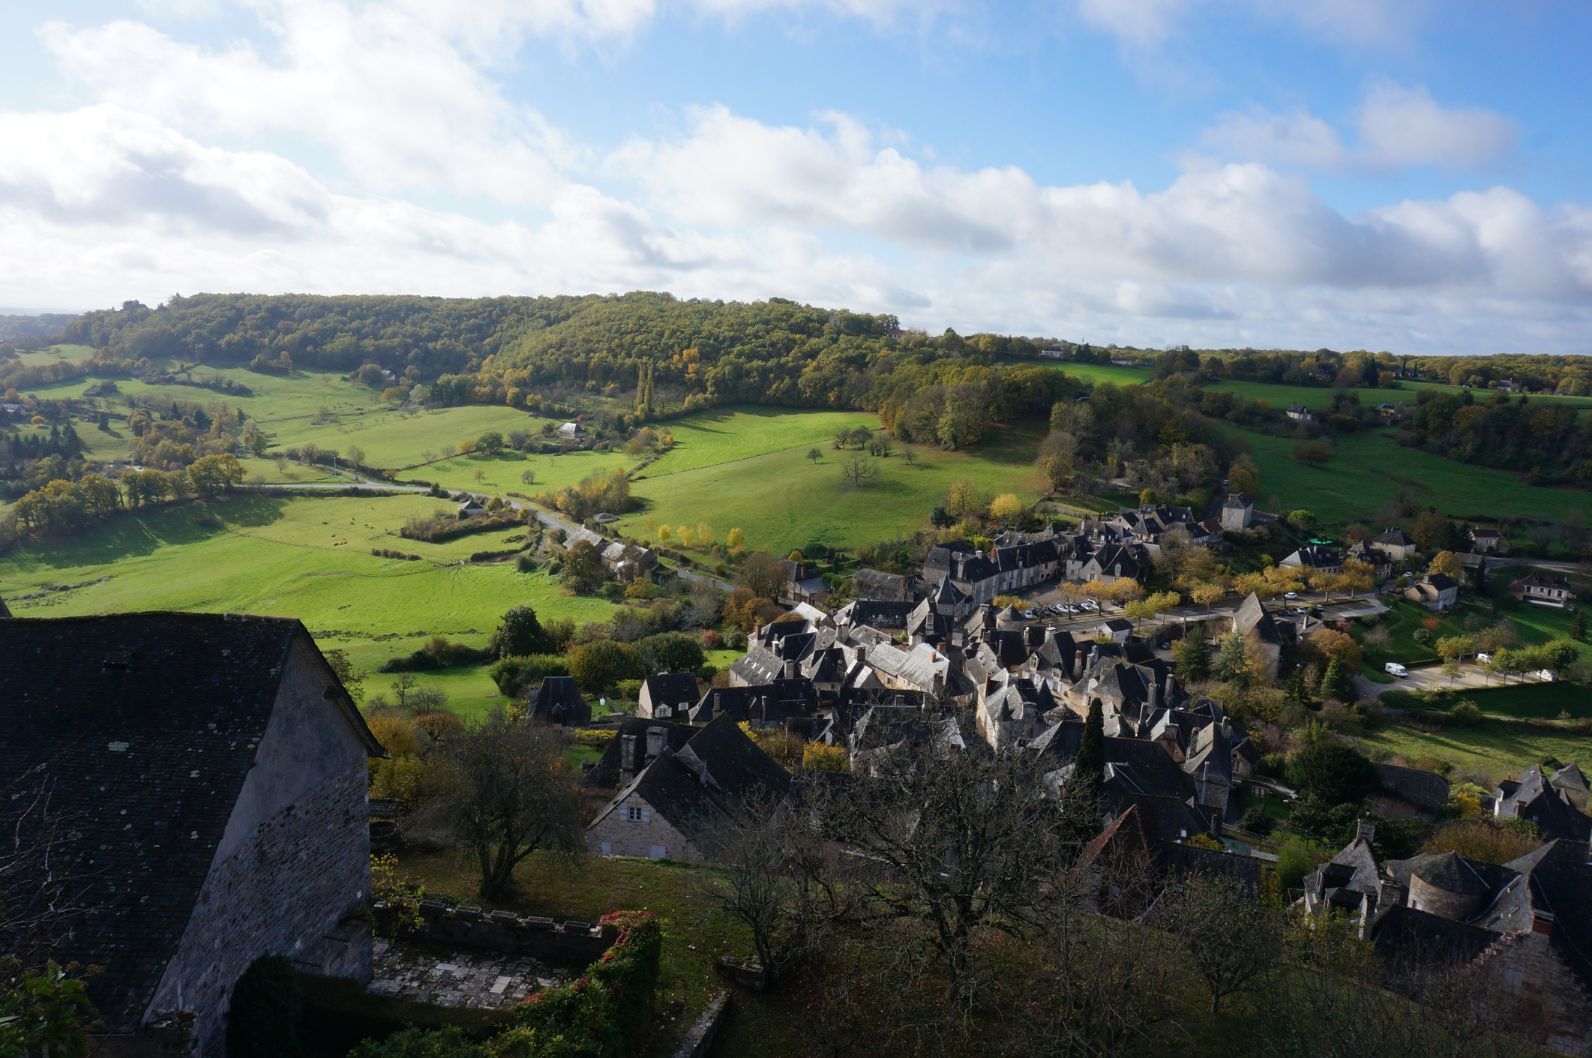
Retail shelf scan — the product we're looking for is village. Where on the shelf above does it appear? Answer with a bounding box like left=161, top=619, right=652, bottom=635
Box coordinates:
left=5, top=473, right=1590, bottom=1058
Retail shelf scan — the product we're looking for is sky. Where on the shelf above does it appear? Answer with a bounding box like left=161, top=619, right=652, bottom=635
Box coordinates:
left=1, top=1, right=1590, bottom=356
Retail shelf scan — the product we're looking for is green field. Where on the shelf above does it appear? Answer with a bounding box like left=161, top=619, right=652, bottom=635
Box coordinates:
left=619, top=419, right=1048, bottom=554
left=273, top=404, right=554, bottom=468
left=643, top=407, right=879, bottom=475
left=1365, top=684, right=1592, bottom=783
left=8, top=343, right=97, bottom=367
left=1203, top=379, right=1412, bottom=411
left=1218, top=424, right=1588, bottom=526
left=411, top=447, right=634, bottom=496
left=0, top=494, right=615, bottom=718
left=1025, top=359, right=1152, bottom=386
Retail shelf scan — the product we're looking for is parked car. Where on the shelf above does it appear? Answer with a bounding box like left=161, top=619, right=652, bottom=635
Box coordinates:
left=1535, top=669, right=1556, bottom=682
left=1477, top=652, right=1492, bottom=665
left=1285, top=591, right=1299, bottom=600
left=1385, top=662, right=1408, bottom=678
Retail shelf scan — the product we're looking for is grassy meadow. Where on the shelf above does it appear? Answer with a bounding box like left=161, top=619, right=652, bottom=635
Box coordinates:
left=619, top=419, right=1048, bottom=555
left=1364, top=684, right=1592, bottom=784
left=1217, top=424, right=1587, bottom=526
left=0, top=493, right=616, bottom=718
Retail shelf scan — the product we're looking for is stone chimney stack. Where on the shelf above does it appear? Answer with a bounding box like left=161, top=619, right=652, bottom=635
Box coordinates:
left=1148, top=679, right=1161, bottom=712
left=1074, top=649, right=1085, bottom=676
left=621, top=733, right=639, bottom=781
left=784, top=658, right=799, bottom=680
left=1356, top=817, right=1377, bottom=844
left=646, top=725, right=667, bottom=760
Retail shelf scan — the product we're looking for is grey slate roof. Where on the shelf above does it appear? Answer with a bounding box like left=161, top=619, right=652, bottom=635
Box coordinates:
left=0, top=613, right=380, bottom=1033
left=582, top=718, right=695, bottom=788
left=529, top=676, right=590, bottom=726
left=1374, top=763, right=1450, bottom=814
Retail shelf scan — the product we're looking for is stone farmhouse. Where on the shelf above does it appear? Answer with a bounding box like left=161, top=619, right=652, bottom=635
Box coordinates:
left=528, top=675, right=590, bottom=726
left=635, top=672, right=703, bottom=720
left=586, top=716, right=790, bottom=861
left=1219, top=492, right=1253, bottom=531
left=1405, top=572, right=1460, bottom=611
left=1369, top=527, right=1419, bottom=561
left=559, top=524, right=657, bottom=577
left=0, top=613, right=382, bottom=1058
left=1280, top=544, right=1343, bottom=575
left=1492, top=764, right=1592, bottom=842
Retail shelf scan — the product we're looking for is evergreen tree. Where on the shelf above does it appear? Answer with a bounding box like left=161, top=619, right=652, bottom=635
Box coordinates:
left=1285, top=666, right=1311, bottom=706
left=1061, top=697, right=1107, bottom=851
left=1173, top=626, right=1211, bottom=682
left=1320, top=657, right=1350, bottom=702
left=1076, top=697, right=1105, bottom=789
left=1215, top=631, right=1250, bottom=686
left=1572, top=610, right=1586, bottom=643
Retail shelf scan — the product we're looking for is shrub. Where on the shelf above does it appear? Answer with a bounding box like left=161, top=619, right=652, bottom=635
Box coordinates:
left=506, top=911, right=662, bottom=1058
left=348, top=1027, right=487, bottom=1058
left=1448, top=700, right=1484, bottom=726
left=366, top=714, right=424, bottom=757
left=803, top=742, right=849, bottom=773
left=227, top=956, right=303, bottom=1058
left=381, top=637, right=494, bottom=673
left=489, top=655, right=570, bottom=699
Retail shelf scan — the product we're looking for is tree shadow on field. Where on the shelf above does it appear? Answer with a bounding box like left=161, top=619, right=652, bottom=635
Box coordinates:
left=10, top=494, right=287, bottom=571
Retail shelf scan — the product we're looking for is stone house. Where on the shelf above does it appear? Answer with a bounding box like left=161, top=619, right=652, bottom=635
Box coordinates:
left=1471, top=527, right=1503, bottom=553
left=1285, top=403, right=1315, bottom=422
left=1369, top=527, right=1419, bottom=561
left=457, top=497, right=487, bottom=518
left=1513, top=572, right=1575, bottom=608
left=0, top=613, right=382, bottom=1058
left=557, top=421, right=583, bottom=439
left=1219, top=492, right=1253, bottom=531
left=1405, top=573, right=1459, bottom=611
left=636, top=673, right=702, bottom=720
left=586, top=716, right=790, bottom=861
left=1228, top=593, right=1282, bottom=681
left=1280, top=544, right=1343, bottom=576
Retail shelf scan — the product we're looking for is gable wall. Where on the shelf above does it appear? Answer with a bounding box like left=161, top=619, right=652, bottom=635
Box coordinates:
left=587, top=792, right=704, bottom=862
left=145, top=638, right=372, bottom=1056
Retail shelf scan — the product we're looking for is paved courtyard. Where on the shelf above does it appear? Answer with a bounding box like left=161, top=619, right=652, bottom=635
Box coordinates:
left=367, top=938, right=571, bottom=1009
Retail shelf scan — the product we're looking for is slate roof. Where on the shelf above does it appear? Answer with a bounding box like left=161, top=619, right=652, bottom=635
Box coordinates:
left=1368, top=904, right=1498, bottom=970
left=1233, top=592, right=1281, bottom=645
left=582, top=718, right=695, bottom=788
left=1222, top=492, right=1253, bottom=509
left=835, top=600, right=916, bottom=631
left=529, top=676, right=590, bottom=726
left=0, top=594, right=11, bottom=618
left=1374, top=763, right=1451, bottom=815
left=851, top=569, right=918, bottom=602
left=1374, top=528, right=1417, bottom=547
left=0, top=613, right=380, bottom=1033
left=1494, top=840, right=1592, bottom=994
left=641, top=673, right=702, bottom=711
left=589, top=716, right=791, bottom=849
left=691, top=680, right=818, bottom=725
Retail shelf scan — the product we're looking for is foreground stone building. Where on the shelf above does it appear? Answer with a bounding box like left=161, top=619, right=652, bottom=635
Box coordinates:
left=0, top=613, right=383, bottom=1057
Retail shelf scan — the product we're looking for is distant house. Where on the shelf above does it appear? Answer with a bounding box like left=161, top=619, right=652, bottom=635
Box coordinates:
left=1280, top=545, right=1342, bottom=575
left=1470, top=527, right=1503, bottom=553
left=583, top=718, right=695, bottom=788
left=1229, top=593, right=1282, bottom=680
left=1494, top=765, right=1592, bottom=841
left=562, top=524, right=656, bottom=577
left=636, top=673, right=701, bottom=720
left=0, top=613, right=382, bottom=1056
left=1513, top=572, right=1574, bottom=608
left=1219, top=492, right=1254, bottom=532
left=1099, top=617, right=1133, bottom=644
left=586, top=716, right=790, bottom=861
left=1369, top=527, right=1418, bottom=561
left=528, top=676, right=590, bottom=726
left=1285, top=403, right=1314, bottom=422
left=784, top=560, right=831, bottom=604
left=457, top=497, right=487, bottom=518
left=557, top=421, right=583, bottom=439
left=1405, top=573, right=1459, bottom=612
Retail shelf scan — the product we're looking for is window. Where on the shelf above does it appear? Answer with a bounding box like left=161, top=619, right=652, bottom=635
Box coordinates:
left=649, top=845, right=666, bottom=859
left=600, top=841, right=612, bottom=855
left=626, top=806, right=644, bottom=822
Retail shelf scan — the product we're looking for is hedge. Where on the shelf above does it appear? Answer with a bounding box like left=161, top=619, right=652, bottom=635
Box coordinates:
left=506, top=911, right=662, bottom=1058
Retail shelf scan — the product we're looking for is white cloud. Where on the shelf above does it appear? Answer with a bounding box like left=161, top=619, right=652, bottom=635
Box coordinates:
left=1199, top=107, right=1349, bottom=168
left=1072, top=0, right=1187, bottom=49
left=41, top=6, right=571, bottom=206
left=1356, top=80, right=1517, bottom=169
left=1200, top=81, right=1516, bottom=171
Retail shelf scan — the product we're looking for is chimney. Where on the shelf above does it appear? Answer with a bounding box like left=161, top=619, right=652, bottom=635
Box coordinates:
left=646, top=725, right=667, bottom=760
left=1165, top=672, right=1176, bottom=704
left=1074, top=649, right=1085, bottom=676
left=1355, top=818, right=1377, bottom=844
left=784, top=659, right=799, bottom=680
left=1532, top=909, right=1557, bottom=936
left=621, top=734, right=638, bottom=780
left=1089, top=644, right=1101, bottom=667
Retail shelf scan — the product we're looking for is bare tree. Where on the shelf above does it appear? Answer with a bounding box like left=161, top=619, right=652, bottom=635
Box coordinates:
left=840, top=455, right=877, bottom=488
left=1151, top=873, right=1283, bottom=1016
left=423, top=710, right=585, bottom=901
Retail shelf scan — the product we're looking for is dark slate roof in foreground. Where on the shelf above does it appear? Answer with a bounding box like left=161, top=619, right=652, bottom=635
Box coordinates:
left=0, top=612, right=378, bottom=1033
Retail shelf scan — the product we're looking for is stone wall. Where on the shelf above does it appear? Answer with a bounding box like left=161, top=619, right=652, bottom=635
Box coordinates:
left=587, top=792, right=704, bottom=861
left=144, top=641, right=374, bottom=1057
left=373, top=901, right=613, bottom=969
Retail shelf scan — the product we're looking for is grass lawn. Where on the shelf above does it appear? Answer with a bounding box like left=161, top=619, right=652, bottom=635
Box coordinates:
left=1217, top=424, right=1588, bottom=526
left=0, top=494, right=615, bottom=719
left=643, top=407, right=879, bottom=475
left=9, top=343, right=96, bottom=366
left=618, top=422, right=1048, bottom=555
left=1022, top=359, right=1152, bottom=386
left=268, top=404, right=554, bottom=469
left=1202, top=379, right=1415, bottom=411
left=411, top=447, right=635, bottom=496
left=1364, top=683, right=1592, bottom=783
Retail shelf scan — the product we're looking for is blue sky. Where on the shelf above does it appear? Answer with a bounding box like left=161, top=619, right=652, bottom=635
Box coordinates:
left=1, top=0, right=1589, bottom=356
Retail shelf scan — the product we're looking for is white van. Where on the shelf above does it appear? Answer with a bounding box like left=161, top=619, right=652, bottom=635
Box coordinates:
left=1476, top=652, right=1492, bottom=666
left=1384, top=662, right=1408, bottom=678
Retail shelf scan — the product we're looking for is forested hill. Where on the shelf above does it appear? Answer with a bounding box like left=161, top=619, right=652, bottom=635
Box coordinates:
left=61, top=292, right=906, bottom=383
